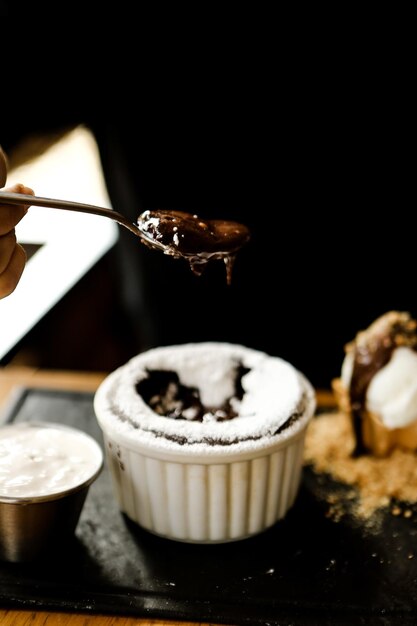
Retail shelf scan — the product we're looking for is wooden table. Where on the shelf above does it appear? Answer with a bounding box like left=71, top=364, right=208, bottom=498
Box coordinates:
left=0, top=366, right=228, bottom=626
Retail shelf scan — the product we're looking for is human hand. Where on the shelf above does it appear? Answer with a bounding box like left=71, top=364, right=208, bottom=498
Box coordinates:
left=0, top=147, right=34, bottom=298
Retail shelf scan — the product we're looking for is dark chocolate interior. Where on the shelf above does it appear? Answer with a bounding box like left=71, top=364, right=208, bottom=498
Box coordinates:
left=136, top=365, right=250, bottom=422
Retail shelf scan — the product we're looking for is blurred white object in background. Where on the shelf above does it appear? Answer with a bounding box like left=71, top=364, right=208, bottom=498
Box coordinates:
left=0, top=126, right=118, bottom=361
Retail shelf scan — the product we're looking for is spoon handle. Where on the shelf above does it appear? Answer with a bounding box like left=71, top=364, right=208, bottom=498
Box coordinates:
left=0, top=191, right=141, bottom=237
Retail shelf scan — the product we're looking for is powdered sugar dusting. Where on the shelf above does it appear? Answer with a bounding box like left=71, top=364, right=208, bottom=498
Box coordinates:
left=94, top=343, right=315, bottom=455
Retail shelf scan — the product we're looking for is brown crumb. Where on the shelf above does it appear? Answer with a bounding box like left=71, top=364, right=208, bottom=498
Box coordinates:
left=304, top=411, right=417, bottom=521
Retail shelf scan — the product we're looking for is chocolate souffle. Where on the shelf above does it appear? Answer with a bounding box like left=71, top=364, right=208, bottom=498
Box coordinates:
left=94, top=342, right=315, bottom=542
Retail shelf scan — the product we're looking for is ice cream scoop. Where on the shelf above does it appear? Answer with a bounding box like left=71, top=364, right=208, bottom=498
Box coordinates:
left=335, top=311, right=417, bottom=456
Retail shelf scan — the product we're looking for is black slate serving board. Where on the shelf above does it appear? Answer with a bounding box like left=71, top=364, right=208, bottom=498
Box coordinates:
left=1, top=387, right=417, bottom=626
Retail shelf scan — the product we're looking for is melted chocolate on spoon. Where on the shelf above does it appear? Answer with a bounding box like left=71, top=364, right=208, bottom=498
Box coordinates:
left=137, top=210, right=250, bottom=284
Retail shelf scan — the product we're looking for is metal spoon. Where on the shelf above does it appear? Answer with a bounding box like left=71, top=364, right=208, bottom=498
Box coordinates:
left=0, top=192, right=250, bottom=282
left=0, top=190, right=156, bottom=245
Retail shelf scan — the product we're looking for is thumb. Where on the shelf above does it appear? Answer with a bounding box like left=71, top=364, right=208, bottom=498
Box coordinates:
left=0, top=146, right=7, bottom=188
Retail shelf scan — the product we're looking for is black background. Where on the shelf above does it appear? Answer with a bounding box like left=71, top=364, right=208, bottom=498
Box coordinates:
left=1, top=13, right=414, bottom=388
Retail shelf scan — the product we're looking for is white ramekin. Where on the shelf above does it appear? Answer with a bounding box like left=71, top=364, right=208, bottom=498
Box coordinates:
left=94, top=344, right=315, bottom=543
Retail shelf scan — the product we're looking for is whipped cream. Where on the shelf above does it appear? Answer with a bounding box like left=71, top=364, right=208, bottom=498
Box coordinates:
left=367, top=347, right=417, bottom=428
left=341, top=350, right=354, bottom=389
left=0, top=422, right=103, bottom=499
left=94, top=342, right=315, bottom=455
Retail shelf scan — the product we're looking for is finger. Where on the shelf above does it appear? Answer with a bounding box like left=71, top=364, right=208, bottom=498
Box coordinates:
left=0, top=230, right=17, bottom=274
left=2, top=182, right=35, bottom=198
left=0, top=183, right=34, bottom=235
left=0, top=243, right=26, bottom=299
left=0, top=146, right=7, bottom=188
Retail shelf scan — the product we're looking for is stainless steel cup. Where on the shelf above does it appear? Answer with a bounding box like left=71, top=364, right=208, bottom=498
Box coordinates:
left=0, top=423, right=103, bottom=562
left=0, top=477, right=99, bottom=562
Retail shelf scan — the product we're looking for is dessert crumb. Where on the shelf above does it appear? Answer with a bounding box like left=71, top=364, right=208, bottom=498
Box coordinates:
left=304, top=411, right=417, bottom=523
